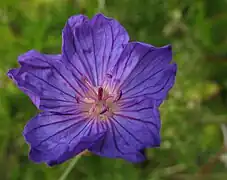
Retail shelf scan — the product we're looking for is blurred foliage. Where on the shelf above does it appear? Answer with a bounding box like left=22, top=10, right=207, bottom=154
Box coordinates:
left=1, top=0, right=227, bottom=180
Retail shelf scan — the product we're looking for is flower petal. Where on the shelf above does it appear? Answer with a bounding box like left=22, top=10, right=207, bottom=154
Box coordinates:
left=62, top=13, right=129, bottom=86
left=89, top=99, right=161, bottom=162
left=30, top=133, right=105, bottom=166
left=111, top=42, right=176, bottom=106
left=24, top=112, right=106, bottom=165
left=89, top=123, right=146, bottom=163
left=46, top=133, right=105, bottom=166
left=88, top=99, right=160, bottom=162
left=114, top=99, right=160, bottom=148
left=7, top=50, right=83, bottom=112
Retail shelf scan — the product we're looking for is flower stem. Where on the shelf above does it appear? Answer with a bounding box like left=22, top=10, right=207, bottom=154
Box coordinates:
left=58, top=155, right=81, bottom=180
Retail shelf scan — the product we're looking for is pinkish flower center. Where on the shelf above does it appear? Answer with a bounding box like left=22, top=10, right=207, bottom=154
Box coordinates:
left=80, top=77, right=121, bottom=120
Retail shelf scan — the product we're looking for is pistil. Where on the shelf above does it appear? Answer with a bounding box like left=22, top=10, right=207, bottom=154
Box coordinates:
left=98, top=87, right=103, bottom=101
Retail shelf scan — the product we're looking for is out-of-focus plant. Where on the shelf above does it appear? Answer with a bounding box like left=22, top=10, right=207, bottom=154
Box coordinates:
left=1, top=0, right=227, bottom=180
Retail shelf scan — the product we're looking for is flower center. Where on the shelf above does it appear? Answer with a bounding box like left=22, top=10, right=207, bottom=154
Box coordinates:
left=80, top=77, right=121, bottom=120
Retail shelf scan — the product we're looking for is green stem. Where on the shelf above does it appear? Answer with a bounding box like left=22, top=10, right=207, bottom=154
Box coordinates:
left=58, top=155, right=81, bottom=180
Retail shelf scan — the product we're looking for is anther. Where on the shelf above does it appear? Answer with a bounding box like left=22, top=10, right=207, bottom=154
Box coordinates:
left=115, top=90, right=122, bottom=101
left=76, top=97, right=80, bottom=103
left=100, top=107, right=108, bottom=114
left=106, top=73, right=112, bottom=79
left=81, top=76, right=93, bottom=90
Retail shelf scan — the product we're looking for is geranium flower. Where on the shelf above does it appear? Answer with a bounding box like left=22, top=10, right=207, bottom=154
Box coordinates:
left=8, top=13, right=177, bottom=166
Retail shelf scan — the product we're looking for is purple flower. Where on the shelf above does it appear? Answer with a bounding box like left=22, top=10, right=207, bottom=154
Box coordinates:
left=8, top=13, right=177, bottom=166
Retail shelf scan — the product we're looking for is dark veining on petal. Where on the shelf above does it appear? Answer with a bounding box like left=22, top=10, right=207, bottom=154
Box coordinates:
left=113, top=113, right=159, bottom=130
left=116, top=44, right=137, bottom=81
left=112, top=117, right=144, bottom=145
left=98, top=127, right=106, bottom=153
left=63, top=47, right=91, bottom=96
left=80, top=25, right=96, bottom=85
left=122, top=107, right=153, bottom=113
left=27, top=72, right=75, bottom=99
left=121, top=74, right=172, bottom=101
left=50, top=108, right=81, bottom=115
left=35, top=56, right=84, bottom=97
left=118, top=99, right=146, bottom=109
left=119, top=48, right=155, bottom=89
left=63, top=47, right=83, bottom=77
left=91, top=26, right=99, bottom=85
left=72, top=30, right=95, bottom=85
left=68, top=119, right=93, bottom=144
left=40, top=104, right=77, bottom=110
left=108, top=120, right=128, bottom=155
left=122, top=67, right=167, bottom=95
left=101, top=25, right=107, bottom=83
left=25, top=114, right=84, bottom=135
left=109, top=119, right=131, bottom=147
left=82, top=120, right=94, bottom=137
left=104, top=22, right=114, bottom=76
left=29, top=119, right=87, bottom=149
left=41, top=97, right=76, bottom=104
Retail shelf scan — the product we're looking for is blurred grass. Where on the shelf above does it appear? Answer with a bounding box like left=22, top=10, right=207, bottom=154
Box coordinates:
left=0, top=0, right=227, bottom=180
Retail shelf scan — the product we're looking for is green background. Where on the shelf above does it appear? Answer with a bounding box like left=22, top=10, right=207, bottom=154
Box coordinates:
left=1, top=0, right=227, bottom=179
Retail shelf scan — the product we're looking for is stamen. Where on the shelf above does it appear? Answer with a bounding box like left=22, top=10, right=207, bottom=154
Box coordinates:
left=106, top=73, right=112, bottom=79
left=82, top=77, right=92, bottom=90
left=98, top=87, right=103, bottom=101
left=81, top=75, right=119, bottom=120
left=100, top=107, right=108, bottom=114
left=76, top=97, right=80, bottom=103
left=89, top=104, right=96, bottom=114
left=115, top=90, right=122, bottom=101
left=112, top=79, right=121, bottom=92
left=82, top=76, right=97, bottom=99
left=103, top=95, right=114, bottom=101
